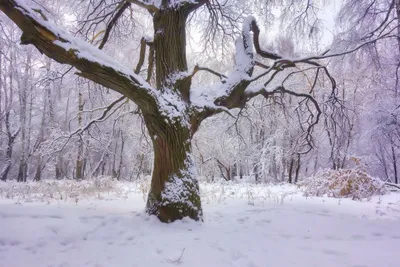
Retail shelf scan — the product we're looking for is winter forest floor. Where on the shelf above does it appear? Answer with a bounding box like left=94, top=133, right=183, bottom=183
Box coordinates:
left=0, top=180, right=400, bottom=267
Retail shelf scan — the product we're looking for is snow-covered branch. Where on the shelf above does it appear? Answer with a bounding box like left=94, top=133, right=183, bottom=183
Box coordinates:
left=0, top=0, right=157, bottom=113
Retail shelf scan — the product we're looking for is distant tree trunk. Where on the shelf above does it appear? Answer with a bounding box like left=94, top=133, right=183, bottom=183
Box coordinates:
left=396, top=0, right=400, bottom=54
left=111, top=130, right=119, bottom=179
left=0, top=111, right=19, bottom=181
left=216, top=158, right=231, bottom=181
left=1, top=48, right=21, bottom=181
left=254, top=163, right=260, bottom=183
left=16, top=51, right=31, bottom=182
left=295, top=154, right=301, bottom=183
left=391, top=145, right=398, bottom=184
left=288, top=158, right=294, bottom=184
left=0, top=48, right=3, bottom=148
left=33, top=110, right=46, bottom=182
left=117, top=131, right=125, bottom=180
left=75, top=88, right=84, bottom=180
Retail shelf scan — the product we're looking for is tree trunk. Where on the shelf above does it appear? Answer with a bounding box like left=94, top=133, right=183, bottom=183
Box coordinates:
left=0, top=111, right=19, bottom=181
left=391, top=144, right=398, bottom=184
left=75, top=88, right=84, bottom=180
left=295, top=154, right=301, bottom=183
left=16, top=50, right=30, bottom=182
left=145, top=118, right=202, bottom=223
left=288, top=159, right=294, bottom=184
left=143, top=7, right=202, bottom=222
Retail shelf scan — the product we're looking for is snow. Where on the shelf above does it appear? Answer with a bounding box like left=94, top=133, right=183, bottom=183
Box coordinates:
left=154, top=88, right=188, bottom=122
left=1, top=181, right=400, bottom=267
left=161, top=155, right=200, bottom=211
left=190, top=16, right=255, bottom=109
left=128, top=0, right=197, bottom=10
left=15, top=0, right=151, bottom=89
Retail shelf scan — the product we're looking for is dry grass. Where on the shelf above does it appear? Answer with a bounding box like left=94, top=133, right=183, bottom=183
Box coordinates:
left=299, top=169, right=386, bottom=199
left=0, top=176, right=120, bottom=204
left=0, top=177, right=295, bottom=205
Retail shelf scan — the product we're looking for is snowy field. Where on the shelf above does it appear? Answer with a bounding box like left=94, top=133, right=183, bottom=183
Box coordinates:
left=1, top=180, right=400, bottom=267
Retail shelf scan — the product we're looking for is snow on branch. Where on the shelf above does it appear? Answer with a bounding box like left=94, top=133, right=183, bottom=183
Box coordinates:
left=126, top=0, right=160, bottom=12
left=190, top=15, right=255, bottom=110
left=127, top=0, right=200, bottom=11
left=0, top=0, right=157, bottom=111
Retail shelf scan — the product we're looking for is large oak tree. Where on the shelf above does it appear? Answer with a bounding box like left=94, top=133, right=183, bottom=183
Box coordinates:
left=1, top=0, right=376, bottom=222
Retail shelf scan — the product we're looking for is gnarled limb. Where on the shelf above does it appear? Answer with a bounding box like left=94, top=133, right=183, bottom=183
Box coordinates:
left=0, top=0, right=157, bottom=113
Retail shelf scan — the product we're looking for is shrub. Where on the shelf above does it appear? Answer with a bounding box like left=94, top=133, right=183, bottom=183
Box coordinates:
left=299, top=169, right=386, bottom=199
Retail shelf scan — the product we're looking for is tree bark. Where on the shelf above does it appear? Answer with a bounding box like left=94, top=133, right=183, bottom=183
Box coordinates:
left=75, top=88, right=84, bottom=180
left=140, top=7, right=203, bottom=222
left=391, top=144, right=398, bottom=184
left=144, top=117, right=202, bottom=222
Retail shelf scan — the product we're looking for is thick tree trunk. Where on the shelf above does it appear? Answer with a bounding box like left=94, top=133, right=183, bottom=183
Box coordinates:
left=143, top=7, right=202, bottom=222
left=145, top=120, right=202, bottom=222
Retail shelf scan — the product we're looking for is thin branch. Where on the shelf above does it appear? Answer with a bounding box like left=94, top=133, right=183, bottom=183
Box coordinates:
left=194, top=65, right=227, bottom=79
left=126, top=0, right=159, bottom=12
left=135, top=37, right=147, bottom=74
left=98, top=1, right=131, bottom=50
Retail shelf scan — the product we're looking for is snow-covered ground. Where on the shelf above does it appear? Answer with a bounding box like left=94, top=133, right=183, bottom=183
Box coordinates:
left=1, top=180, right=400, bottom=267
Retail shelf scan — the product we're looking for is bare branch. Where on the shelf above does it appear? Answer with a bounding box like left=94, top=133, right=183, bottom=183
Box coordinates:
left=98, top=1, right=131, bottom=50
left=135, top=37, right=147, bottom=74
left=194, top=65, right=227, bottom=79
left=250, top=19, right=282, bottom=60
left=126, top=0, right=159, bottom=12
left=0, top=0, right=157, bottom=113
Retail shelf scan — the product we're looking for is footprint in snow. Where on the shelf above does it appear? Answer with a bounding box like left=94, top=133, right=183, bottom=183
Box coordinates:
left=0, top=212, right=21, bottom=219
left=48, top=215, right=63, bottom=219
left=0, top=238, right=22, bottom=247
left=24, top=246, right=37, bottom=254
left=322, top=249, right=345, bottom=256
left=126, top=236, right=135, bottom=241
left=36, top=241, right=46, bottom=248
left=47, top=226, right=59, bottom=234
left=351, top=234, right=366, bottom=240
left=257, top=219, right=271, bottom=224
left=371, top=232, right=383, bottom=237
left=325, top=235, right=343, bottom=240
left=246, top=209, right=266, bottom=213
left=279, top=233, right=293, bottom=239
left=316, top=212, right=332, bottom=217
left=231, top=249, right=245, bottom=261
left=236, top=216, right=249, bottom=224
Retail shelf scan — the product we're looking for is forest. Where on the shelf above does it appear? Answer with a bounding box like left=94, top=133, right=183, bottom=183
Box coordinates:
left=1, top=1, right=400, bottom=266
left=1, top=0, right=400, bottom=219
